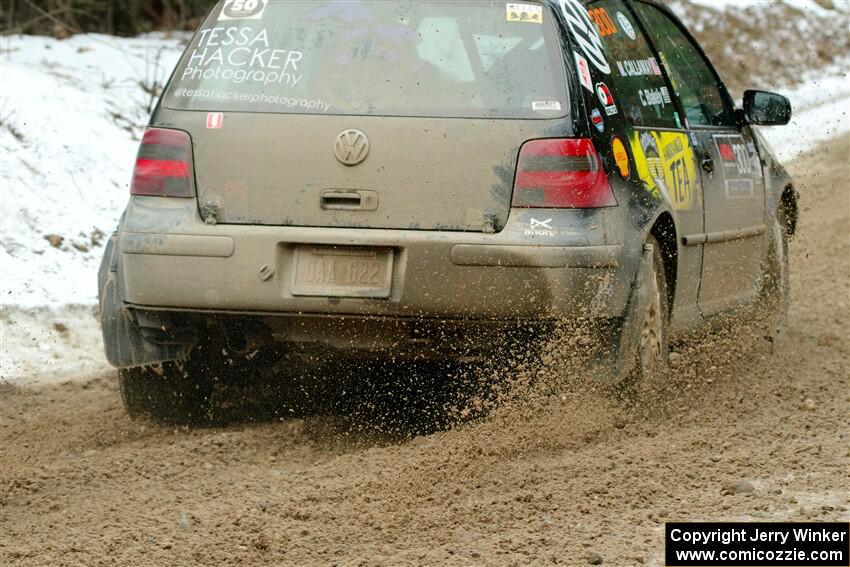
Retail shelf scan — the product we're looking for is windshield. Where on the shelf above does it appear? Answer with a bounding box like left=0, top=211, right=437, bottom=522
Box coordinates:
left=163, top=0, right=568, bottom=119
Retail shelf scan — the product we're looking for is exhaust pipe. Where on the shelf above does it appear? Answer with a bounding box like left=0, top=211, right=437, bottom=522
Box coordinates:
left=224, top=327, right=268, bottom=355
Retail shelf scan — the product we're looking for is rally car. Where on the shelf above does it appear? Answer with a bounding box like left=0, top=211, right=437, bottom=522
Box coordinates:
left=99, top=0, right=795, bottom=422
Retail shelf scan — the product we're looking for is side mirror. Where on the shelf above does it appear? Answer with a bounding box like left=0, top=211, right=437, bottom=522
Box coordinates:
left=742, top=90, right=792, bottom=126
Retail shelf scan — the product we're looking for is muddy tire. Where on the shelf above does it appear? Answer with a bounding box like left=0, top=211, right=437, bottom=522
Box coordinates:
left=622, top=237, right=669, bottom=395
left=118, top=361, right=213, bottom=424
left=757, top=208, right=790, bottom=350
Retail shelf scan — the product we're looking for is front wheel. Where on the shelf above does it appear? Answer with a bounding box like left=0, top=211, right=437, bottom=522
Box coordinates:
left=757, top=209, right=790, bottom=350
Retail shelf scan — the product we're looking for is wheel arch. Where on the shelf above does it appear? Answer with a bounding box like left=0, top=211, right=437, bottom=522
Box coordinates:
left=780, top=183, right=798, bottom=237
left=98, top=229, right=198, bottom=368
left=648, top=211, right=678, bottom=317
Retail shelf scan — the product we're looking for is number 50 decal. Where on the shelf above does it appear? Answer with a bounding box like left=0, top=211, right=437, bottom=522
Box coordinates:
left=219, top=0, right=267, bottom=21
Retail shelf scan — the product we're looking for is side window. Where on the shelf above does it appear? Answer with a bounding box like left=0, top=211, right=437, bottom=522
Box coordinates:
left=587, top=0, right=679, bottom=129
left=634, top=2, right=732, bottom=128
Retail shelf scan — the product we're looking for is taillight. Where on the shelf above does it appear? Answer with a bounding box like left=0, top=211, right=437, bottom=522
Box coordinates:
left=512, top=138, right=616, bottom=208
left=130, top=127, right=194, bottom=197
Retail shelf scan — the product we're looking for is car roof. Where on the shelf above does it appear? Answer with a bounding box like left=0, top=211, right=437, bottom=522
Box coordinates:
left=541, top=0, right=665, bottom=8
left=540, top=0, right=682, bottom=24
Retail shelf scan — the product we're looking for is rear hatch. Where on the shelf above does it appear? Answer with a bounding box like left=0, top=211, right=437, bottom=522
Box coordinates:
left=160, top=0, right=570, bottom=232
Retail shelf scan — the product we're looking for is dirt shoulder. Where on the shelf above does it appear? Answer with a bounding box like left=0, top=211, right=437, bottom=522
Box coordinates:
left=1, top=135, right=848, bottom=566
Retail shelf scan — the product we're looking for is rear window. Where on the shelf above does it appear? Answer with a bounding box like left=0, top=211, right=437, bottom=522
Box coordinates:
left=164, top=0, right=568, bottom=119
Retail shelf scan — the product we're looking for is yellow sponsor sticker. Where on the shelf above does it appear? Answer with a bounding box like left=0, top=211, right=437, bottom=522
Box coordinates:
left=612, top=136, right=629, bottom=178
left=629, top=130, right=697, bottom=210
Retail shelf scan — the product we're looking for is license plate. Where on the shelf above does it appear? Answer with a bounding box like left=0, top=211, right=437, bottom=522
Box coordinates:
left=291, top=245, right=393, bottom=298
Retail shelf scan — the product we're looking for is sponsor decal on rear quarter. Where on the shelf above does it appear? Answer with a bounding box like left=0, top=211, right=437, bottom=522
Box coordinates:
left=574, top=51, right=594, bottom=92
left=637, top=131, right=665, bottom=200
left=560, top=0, right=611, bottom=74
left=630, top=130, right=696, bottom=210
left=591, top=108, right=605, bottom=132
left=595, top=82, right=618, bottom=115
left=587, top=7, right=617, bottom=37
left=612, top=136, right=629, bottom=177
left=617, top=12, right=637, bottom=40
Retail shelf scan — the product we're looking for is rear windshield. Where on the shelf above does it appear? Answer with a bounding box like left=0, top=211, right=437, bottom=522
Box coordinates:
left=163, top=0, right=568, bottom=119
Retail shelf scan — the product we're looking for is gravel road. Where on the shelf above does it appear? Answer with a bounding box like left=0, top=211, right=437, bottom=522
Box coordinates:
left=2, top=135, right=848, bottom=567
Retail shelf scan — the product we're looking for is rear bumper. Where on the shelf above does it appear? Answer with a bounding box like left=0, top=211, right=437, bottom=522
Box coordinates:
left=116, top=197, right=636, bottom=320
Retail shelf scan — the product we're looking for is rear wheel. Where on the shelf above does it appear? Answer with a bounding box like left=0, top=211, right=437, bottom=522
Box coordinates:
left=119, top=358, right=214, bottom=424
left=622, top=237, right=669, bottom=394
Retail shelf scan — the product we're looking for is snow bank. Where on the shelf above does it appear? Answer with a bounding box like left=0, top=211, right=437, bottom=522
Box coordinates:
left=0, top=33, right=188, bottom=382
left=1, top=305, right=106, bottom=384
left=758, top=65, right=850, bottom=162
left=0, top=33, right=187, bottom=308
left=689, top=0, right=848, bottom=17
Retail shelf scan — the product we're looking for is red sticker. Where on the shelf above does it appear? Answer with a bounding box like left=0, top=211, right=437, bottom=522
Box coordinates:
left=596, top=82, right=614, bottom=106
left=718, top=143, right=734, bottom=161
left=574, top=52, right=593, bottom=92
left=595, top=82, right=618, bottom=116
left=206, top=112, right=224, bottom=129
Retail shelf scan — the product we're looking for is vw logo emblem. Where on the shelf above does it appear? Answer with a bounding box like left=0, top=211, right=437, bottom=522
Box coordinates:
left=334, top=129, right=370, bottom=166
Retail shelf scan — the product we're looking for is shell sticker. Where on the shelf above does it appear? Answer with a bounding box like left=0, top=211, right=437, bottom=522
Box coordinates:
left=612, top=137, right=629, bottom=178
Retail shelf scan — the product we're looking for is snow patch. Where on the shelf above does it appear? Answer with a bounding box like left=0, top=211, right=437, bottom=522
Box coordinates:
left=0, top=33, right=187, bottom=308
left=689, top=0, right=846, bottom=18
left=1, top=305, right=107, bottom=383
left=758, top=66, right=850, bottom=162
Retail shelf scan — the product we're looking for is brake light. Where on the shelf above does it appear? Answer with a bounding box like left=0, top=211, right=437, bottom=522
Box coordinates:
left=130, top=127, right=194, bottom=197
left=512, top=138, right=616, bottom=208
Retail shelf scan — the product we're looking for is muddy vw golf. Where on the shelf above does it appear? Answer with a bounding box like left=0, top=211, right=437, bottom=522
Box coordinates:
left=99, top=0, right=796, bottom=422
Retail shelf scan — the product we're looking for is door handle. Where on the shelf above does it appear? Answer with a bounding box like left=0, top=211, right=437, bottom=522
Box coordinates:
left=701, top=152, right=714, bottom=173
